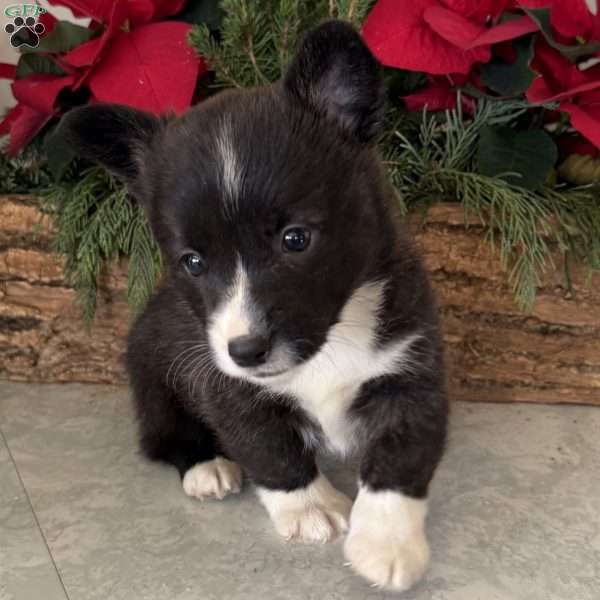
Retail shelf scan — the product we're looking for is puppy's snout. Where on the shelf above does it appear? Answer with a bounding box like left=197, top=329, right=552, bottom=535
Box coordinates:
left=228, top=334, right=270, bottom=367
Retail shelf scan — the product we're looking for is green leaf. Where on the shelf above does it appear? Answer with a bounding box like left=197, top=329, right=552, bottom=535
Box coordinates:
left=523, top=8, right=600, bottom=62
left=44, top=126, right=76, bottom=181
left=478, top=126, right=558, bottom=189
left=22, top=21, right=95, bottom=54
left=16, top=54, right=66, bottom=78
left=174, top=0, right=223, bottom=31
left=480, top=35, right=536, bottom=96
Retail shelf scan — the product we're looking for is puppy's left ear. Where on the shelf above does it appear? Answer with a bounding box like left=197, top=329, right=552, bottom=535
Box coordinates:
left=284, top=20, right=384, bottom=143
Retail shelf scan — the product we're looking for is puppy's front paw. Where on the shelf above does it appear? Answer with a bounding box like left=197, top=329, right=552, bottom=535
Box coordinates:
left=344, top=528, right=429, bottom=591
left=270, top=498, right=351, bottom=543
left=344, top=487, right=430, bottom=591
left=182, top=457, right=242, bottom=500
left=258, top=473, right=352, bottom=543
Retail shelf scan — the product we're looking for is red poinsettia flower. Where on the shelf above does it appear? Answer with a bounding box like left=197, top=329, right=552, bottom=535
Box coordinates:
left=527, top=42, right=600, bottom=147
left=362, top=0, right=539, bottom=75
left=88, top=21, right=200, bottom=113
left=518, top=0, right=600, bottom=41
left=1, top=0, right=204, bottom=155
left=0, top=62, right=75, bottom=155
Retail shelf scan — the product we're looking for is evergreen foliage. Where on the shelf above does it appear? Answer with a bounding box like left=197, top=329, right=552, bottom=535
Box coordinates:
left=42, top=167, right=161, bottom=324
left=385, top=101, right=600, bottom=309
left=189, top=0, right=372, bottom=87
left=0, top=142, right=51, bottom=194
left=2, top=0, right=598, bottom=320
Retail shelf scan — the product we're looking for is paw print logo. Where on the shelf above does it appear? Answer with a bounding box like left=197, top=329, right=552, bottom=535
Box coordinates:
left=5, top=16, right=45, bottom=49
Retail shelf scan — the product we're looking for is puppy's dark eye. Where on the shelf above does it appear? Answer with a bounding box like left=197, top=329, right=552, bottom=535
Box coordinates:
left=282, top=227, right=311, bottom=252
left=181, top=253, right=206, bottom=276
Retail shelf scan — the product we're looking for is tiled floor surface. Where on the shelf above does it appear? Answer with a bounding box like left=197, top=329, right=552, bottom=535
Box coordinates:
left=1, top=382, right=599, bottom=600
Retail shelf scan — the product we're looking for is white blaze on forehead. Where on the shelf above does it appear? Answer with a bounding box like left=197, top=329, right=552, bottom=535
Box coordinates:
left=208, top=260, right=253, bottom=375
left=216, top=116, right=242, bottom=214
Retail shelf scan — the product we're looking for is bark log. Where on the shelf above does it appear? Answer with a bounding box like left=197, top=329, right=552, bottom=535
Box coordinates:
left=1, top=195, right=599, bottom=405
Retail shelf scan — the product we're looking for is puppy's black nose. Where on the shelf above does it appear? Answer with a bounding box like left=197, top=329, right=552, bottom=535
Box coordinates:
left=228, top=335, right=270, bottom=367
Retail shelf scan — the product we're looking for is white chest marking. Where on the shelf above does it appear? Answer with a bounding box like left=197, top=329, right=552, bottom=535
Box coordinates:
left=263, top=281, right=421, bottom=455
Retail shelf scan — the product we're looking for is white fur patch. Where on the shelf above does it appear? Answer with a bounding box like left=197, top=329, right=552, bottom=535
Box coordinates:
left=261, top=281, right=422, bottom=455
left=344, top=486, right=429, bottom=591
left=257, top=473, right=352, bottom=543
left=208, top=260, right=253, bottom=377
left=182, top=457, right=242, bottom=500
left=217, top=117, right=242, bottom=214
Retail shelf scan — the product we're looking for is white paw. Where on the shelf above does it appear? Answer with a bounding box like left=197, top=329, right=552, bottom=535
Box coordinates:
left=344, top=528, right=430, bottom=590
left=182, top=457, right=242, bottom=500
left=257, top=474, right=352, bottom=543
left=344, top=487, right=430, bottom=591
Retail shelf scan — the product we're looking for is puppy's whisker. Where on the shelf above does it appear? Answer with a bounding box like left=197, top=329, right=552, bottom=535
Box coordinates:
left=187, top=353, right=215, bottom=397
left=170, top=346, right=209, bottom=389
left=166, top=344, right=206, bottom=388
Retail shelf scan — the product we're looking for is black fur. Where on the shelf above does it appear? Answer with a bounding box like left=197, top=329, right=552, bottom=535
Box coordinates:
left=59, top=21, right=447, bottom=501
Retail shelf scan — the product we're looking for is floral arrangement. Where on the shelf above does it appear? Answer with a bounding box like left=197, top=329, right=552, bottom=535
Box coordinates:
left=0, top=0, right=207, bottom=160
left=363, top=0, right=600, bottom=172
left=0, top=0, right=599, bottom=321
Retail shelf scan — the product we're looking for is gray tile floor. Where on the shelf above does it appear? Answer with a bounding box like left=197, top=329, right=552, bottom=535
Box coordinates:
left=0, top=382, right=599, bottom=600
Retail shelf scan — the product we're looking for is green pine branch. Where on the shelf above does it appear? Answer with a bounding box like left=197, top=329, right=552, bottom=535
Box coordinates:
left=0, top=142, right=52, bottom=194
left=42, top=167, right=160, bottom=324
left=189, top=0, right=373, bottom=87
left=385, top=101, right=600, bottom=310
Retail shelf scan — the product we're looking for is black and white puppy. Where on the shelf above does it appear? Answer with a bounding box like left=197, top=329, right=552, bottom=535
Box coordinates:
left=60, top=21, right=448, bottom=591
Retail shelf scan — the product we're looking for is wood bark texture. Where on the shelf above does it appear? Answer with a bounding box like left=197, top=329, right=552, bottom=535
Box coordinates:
left=1, top=196, right=599, bottom=405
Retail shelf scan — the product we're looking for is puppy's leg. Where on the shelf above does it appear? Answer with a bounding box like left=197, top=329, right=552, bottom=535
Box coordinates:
left=344, top=380, right=447, bottom=591
left=211, top=403, right=351, bottom=543
left=129, top=362, right=241, bottom=501
left=257, top=474, right=353, bottom=544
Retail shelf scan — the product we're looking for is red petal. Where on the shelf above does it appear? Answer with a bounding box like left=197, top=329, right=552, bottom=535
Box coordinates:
left=519, top=0, right=600, bottom=40
left=0, top=104, right=22, bottom=136
left=561, top=102, right=600, bottom=148
left=47, top=0, right=116, bottom=23
left=63, top=37, right=105, bottom=68
left=0, top=104, right=52, bottom=155
left=527, top=42, right=600, bottom=102
left=467, top=15, right=539, bottom=47
left=550, top=0, right=600, bottom=40
left=62, top=0, right=129, bottom=69
left=404, top=80, right=458, bottom=111
left=126, top=0, right=155, bottom=26
left=0, top=63, right=16, bottom=80
left=441, top=0, right=514, bottom=19
left=363, top=0, right=489, bottom=74
left=127, top=0, right=187, bottom=26
left=529, top=77, right=600, bottom=102
left=88, top=22, right=203, bottom=114
left=12, top=75, right=75, bottom=115
left=423, top=6, right=485, bottom=47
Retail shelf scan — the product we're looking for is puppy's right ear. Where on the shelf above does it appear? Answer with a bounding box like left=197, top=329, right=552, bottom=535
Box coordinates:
left=56, top=103, right=163, bottom=185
